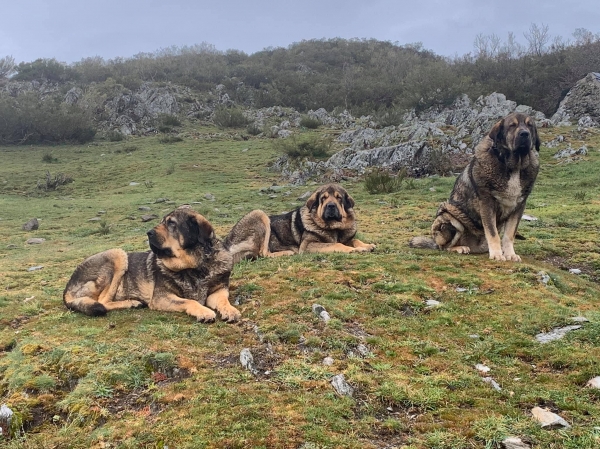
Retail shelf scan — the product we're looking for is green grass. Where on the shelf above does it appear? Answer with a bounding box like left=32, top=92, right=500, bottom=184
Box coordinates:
left=1, top=124, right=600, bottom=448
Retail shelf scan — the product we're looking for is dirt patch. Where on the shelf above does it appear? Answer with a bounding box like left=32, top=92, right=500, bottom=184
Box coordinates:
left=544, top=255, right=599, bottom=282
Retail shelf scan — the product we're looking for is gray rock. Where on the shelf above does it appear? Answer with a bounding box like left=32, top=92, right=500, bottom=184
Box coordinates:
left=27, top=266, right=44, bottom=272
left=482, top=376, right=502, bottom=392
left=355, top=344, right=370, bottom=357
left=312, top=304, right=331, bottom=322
left=571, top=316, right=589, bottom=323
left=330, top=374, right=354, bottom=397
left=141, top=214, right=159, bottom=222
left=501, top=436, right=531, bottom=449
left=551, top=73, right=600, bottom=126
left=535, top=325, right=582, bottom=343
left=22, top=218, right=39, bottom=231
left=553, top=145, right=587, bottom=159
left=129, top=182, right=140, bottom=186
left=568, top=268, right=582, bottom=275
left=204, top=193, right=215, bottom=201
left=322, top=356, right=334, bottom=366
left=138, top=206, right=152, bottom=211
left=537, top=271, right=551, bottom=285
left=154, top=198, right=169, bottom=203
left=0, top=403, right=14, bottom=437
left=88, top=217, right=102, bottom=221
left=240, top=348, right=257, bottom=374
left=531, top=406, right=571, bottom=429
left=521, top=214, right=538, bottom=221
left=26, top=238, right=45, bottom=244
left=425, top=299, right=441, bottom=307
left=586, top=376, right=600, bottom=389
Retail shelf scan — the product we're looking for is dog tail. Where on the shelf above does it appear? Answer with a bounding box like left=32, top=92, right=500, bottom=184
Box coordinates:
left=408, top=236, right=439, bottom=250
left=63, top=290, right=108, bottom=316
left=224, top=210, right=270, bottom=264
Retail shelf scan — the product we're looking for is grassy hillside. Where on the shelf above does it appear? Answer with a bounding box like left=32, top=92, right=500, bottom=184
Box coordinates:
left=0, top=124, right=599, bottom=448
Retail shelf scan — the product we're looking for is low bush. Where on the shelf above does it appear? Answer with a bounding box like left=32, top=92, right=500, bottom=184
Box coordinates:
left=105, top=130, right=124, bottom=142
left=275, top=135, right=331, bottom=160
left=36, top=171, right=74, bottom=191
left=364, top=168, right=406, bottom=194
left=299, top=115, right=321, bottom=129
left=213, top=106, right=250, bottom=128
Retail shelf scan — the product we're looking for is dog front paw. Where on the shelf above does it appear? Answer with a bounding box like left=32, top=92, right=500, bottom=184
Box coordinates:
left=195, top=309, right=217, bottom=323
left=489, top=251, right=506, bottom=261
left=504, top=253, right=522, bottom=262
left=219, top=305, right=241, bottom=323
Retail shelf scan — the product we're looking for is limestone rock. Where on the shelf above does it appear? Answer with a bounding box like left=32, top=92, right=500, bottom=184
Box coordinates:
left=22, top=218, right=39, bottom=231
left=531, top=406, right=571, bottom=429
left=502, top=436, right=531, bottom=449
left=535, top=325, right=582, bottom=343
left=330, top=374, right=354, bottom=397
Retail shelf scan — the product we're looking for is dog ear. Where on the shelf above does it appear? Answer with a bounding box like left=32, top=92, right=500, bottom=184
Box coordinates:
left=534, top=130, right=541, bottom=152
left=343, top=192, right=355, bottom=210
left=488, top=119, right=505, bottom=146
left=305, top=191, right=320, bottom=211
left=187, top=213, right=214, bottom=254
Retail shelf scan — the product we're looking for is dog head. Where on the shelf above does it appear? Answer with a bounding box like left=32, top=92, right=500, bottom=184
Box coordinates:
left=489, top=113, right=540, bottom=157
left=147, top=206, right=215, bottom=271
left=305, top=184, right=355, bottom=229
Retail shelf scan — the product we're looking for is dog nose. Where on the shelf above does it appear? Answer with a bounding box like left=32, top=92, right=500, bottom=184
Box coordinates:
left=147, top=229, right=156, bottom=238
left=519, top=130, right=530, bottom=138
left=326, top=203, right=336, bottom=209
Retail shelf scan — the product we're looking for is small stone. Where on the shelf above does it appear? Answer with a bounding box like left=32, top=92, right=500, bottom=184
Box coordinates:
left=311, top=304, right=331, bottom=322
left=425, top=299, right=441, bottom=307
left=138, top=206, right=152, bottom=211
left=26, top=238, right=45, bottom=244
left=571, top=316, right=589, bottom=323
left=429, top=187, right=436, bottom=191
left=482, top=377, right=502, bottom=391
left=88, top=217, right=102, bottom=221
left=154, top=198, right=169, bottom=203
left=501, top=436, right=531, bottom=449
left=330, top=374, right=354, bottom=397
left=322, top=357, right=334, bottom=366
left=475, top=363, right=491, bottom=373
left=204, top=193, right=215, bottom=201
left=141, top=214, right=159, bottom=222
left=6, top=244, right=17, bottom=249
left=27, top=266, right=43, bottom=272
left=535, top=325, right=582, bottom=343
left=521, top=214, right=538, bottom=221
left=455, top=287, right=468, bottom=292
left=469, top=334, right=480, bottom=339
left=129, top=182, right=140, bottom=186
left=568, top=268, right=582, bottom=275
left=97, top=211, right=106, bottom=215
left=240, top=348, right=257, bottom=374
left=22, top=218, right=39, bottom=231
left=355, top=344, right=370, bottom=357
left=586, top=376, right=600, bottom=389
left=242, top=148, right=249, bottom=152
left=531, top=406, right=571, bottom=429
left=537, top=271, right=550, bottom=285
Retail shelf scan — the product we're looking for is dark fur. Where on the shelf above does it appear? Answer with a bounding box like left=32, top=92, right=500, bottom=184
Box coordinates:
left=224, top=184, right=375, bottom=263
left=63, top=206, right=240, bottom=322
left=409, top=113, right=540, bottom=261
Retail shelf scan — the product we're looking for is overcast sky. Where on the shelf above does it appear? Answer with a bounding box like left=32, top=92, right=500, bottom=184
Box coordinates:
left=1, top=0, right=599, bottom=63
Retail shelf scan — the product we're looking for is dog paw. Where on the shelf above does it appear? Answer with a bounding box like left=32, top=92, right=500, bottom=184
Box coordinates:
left=219, top=306, right=241, bottom=323
left=363, top=243, right=377, bottom=252
left=505, top=254, right=522, bottom=262
left=489, top=252, right=506, bottom=261
left=195, top=310, right=217, bottom=323
left=449, top=246, right=470, bottom=254
left=131, top=301, right=145, bottom=309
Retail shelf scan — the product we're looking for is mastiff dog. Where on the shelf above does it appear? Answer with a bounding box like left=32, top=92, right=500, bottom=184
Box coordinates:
left=409, top=112, right=540, bottom=262
left=224, top=183, right=375, bottom=263
left=63, top=206, right=241, bottom=322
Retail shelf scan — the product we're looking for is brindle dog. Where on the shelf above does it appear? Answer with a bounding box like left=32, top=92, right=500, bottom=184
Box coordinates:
left=409, top=113, right=540, bottom=261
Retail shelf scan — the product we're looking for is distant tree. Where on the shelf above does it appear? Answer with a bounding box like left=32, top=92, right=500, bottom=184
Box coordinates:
left=0, top=55, right=16, bottom=79
left=524, top=23, right=550, bottom=56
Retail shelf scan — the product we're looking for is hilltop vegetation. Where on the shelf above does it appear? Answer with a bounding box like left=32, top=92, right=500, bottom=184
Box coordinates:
left=0, top=27, right=600, bottom=146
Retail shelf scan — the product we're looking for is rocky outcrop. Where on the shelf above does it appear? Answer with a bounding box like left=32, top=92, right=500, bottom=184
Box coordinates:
left=551, top=73, right=600, bottom=127
left=273, top=92, right=549, bottom=184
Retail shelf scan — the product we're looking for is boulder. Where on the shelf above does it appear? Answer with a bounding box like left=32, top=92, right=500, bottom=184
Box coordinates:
left=551, top=73, right=600, bottom=126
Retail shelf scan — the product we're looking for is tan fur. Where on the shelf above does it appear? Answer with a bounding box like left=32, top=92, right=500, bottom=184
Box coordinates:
left=409, top=113, right=540, bottom=262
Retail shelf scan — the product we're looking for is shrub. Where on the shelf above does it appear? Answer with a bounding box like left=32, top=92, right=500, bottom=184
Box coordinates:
left=246, top=123, right=262, bottom=136
left=299, top=115, right=321, bottom=129
left=423, top=147, right=453, bottom=176
left=37, top=171, right=74, bottom=191
left=42, top=153, right=58, bottom=163
left=158, top=135, right=183, bottom=144
left=105, top=130, right=124, bottom=142
left=275, top=135, right=331, bottom=160
left=364, top=168, right=406, bottom=194
left=159, top=114, right=182, bottom=127
left=213, top=106, right=250, bottom=128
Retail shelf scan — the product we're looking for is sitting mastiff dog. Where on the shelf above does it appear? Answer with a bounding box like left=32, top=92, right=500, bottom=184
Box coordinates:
left=409, top=112, right=540, bottom=262
left=224, top=183, right=375, bottom=263
left=63, top=206, right=241, bottom=322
